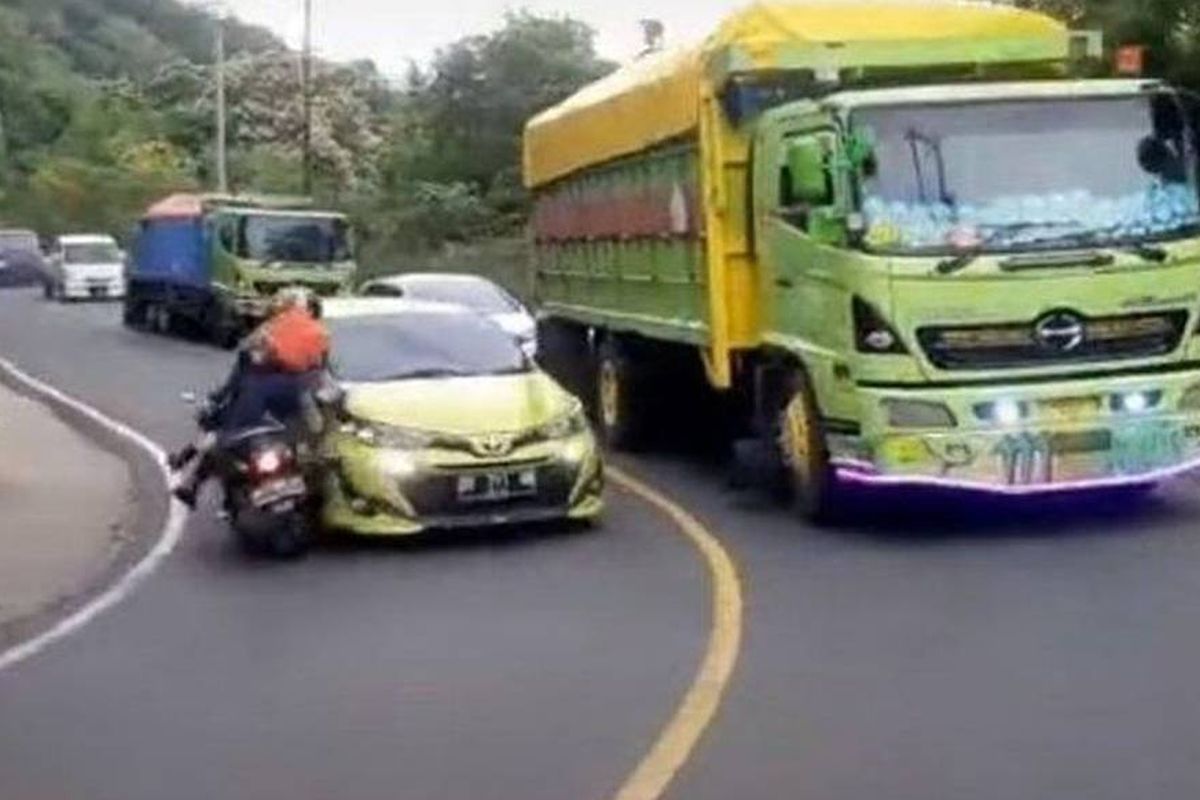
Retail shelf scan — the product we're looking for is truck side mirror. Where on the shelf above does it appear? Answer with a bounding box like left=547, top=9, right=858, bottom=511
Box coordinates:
left=784, top=139, right=834, bottom=207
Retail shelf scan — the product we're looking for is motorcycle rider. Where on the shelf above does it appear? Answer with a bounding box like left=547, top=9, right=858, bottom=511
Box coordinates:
left=170, top=287, right=330, bottom=508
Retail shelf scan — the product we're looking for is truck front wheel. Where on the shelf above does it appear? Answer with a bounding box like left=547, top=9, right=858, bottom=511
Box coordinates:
left=207, top=301, right=242, bottom=350
left=779, top=372, right=839, bottom=524
left=595, top=340, right=643, bottom=451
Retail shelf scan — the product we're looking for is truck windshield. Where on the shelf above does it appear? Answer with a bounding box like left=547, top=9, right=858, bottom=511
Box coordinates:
left=853, top=93, right=1200, bottom=254
left=238, top=215, right=352, bottom=265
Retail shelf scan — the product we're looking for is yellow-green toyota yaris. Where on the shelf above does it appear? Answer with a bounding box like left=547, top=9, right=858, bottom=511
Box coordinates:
left=320, top=298, right=603, bottom=535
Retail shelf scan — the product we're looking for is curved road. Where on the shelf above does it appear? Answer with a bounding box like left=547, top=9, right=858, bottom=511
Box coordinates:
left=4, top=289, right=1200, bottom=799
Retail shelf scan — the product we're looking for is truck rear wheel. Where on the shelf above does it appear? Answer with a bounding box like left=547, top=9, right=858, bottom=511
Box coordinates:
left=779, top=371, right=839, bottom=524
left=595, top=339, right=644, bottom=451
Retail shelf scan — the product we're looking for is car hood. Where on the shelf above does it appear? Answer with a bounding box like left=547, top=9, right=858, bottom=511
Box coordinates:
left=343, top=371, right=573, bottom=434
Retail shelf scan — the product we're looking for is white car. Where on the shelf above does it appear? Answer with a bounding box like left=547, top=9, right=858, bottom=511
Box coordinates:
left=359, top=273, right=538, bottom=357
left=45, top=234, right=126, bottom=301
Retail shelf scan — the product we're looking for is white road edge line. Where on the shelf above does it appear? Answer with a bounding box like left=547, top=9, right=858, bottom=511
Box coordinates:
left=0, top=356, right=187, bottom=674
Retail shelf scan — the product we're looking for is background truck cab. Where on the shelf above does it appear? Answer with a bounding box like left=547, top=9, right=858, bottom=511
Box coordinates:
left=124, top=193, right=356, bottom=346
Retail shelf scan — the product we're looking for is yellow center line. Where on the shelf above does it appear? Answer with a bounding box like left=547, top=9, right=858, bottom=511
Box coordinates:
left=608, top=466, right=745, bottom=800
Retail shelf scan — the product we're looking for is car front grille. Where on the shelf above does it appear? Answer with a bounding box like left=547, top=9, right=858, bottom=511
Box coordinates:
left=918, top=311, right=1189, bottom=371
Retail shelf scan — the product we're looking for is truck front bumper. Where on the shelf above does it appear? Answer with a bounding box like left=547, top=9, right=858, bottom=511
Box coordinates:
left=832, top=368, right=1200, bottom=494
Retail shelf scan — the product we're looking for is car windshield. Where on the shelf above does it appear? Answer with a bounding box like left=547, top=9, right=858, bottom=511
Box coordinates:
left=0, top=231, right=39, bottom=254
left=398, top=278, right=520, bottom=314
left=329, top=311, right=529, bottom=383
left=854, top=93, right=1200, bottom=254
left=238, top=215, right=352, bottom=264
left=64, top=243, right=121, bottom=263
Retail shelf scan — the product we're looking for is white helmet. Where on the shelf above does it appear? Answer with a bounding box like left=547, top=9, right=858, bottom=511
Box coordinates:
left=271, top=286, right=315, bottom=316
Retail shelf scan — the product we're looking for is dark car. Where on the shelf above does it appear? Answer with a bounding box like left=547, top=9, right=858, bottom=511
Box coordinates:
left=0, top=229, right=47, bottom=289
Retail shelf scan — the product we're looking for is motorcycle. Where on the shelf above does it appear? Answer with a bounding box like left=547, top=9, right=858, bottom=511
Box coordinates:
left=181, top=392, right=316, bottom=559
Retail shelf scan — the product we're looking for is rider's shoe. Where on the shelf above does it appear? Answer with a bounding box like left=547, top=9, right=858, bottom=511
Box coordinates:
left=168, top=445, right=198, bottom=472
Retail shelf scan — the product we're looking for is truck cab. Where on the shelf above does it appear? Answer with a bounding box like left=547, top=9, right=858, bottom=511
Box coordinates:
left=753, top=80, right=1200, bottom=495
left=125, top=194, right=356, bottom=345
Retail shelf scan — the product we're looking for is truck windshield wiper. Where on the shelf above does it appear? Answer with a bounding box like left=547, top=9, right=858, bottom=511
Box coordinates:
left=1123, top=242, right=1170, bottom=263
left=934, top=223, right=1048, bottom=275
left=1015, top=229, right=1172, bottom=265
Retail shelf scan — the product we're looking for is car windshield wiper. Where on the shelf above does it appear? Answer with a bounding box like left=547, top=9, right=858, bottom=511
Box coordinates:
left=484, top=365, right=532, bottom=376
left=381, top=367, right=474, bottom=381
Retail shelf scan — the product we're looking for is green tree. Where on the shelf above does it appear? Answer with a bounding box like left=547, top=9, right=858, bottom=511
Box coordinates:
left=1019, top=0, right=1200, bottom=86
left=400, top=11, right=613, bottom=188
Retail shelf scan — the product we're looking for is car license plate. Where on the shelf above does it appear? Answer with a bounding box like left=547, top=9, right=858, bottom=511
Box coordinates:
left=250, top=476, right=306, bottom=508
left=457, top=470, right=537, bottom=503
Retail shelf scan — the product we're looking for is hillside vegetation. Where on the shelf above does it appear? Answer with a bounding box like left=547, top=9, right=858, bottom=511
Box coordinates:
left=0, top=0, right=1197, bottom=281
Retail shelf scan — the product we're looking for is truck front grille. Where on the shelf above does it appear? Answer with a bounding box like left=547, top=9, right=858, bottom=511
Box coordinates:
left=918, top=311, right=1189, bottom=371
left=253, top=281, right=344, bottom=298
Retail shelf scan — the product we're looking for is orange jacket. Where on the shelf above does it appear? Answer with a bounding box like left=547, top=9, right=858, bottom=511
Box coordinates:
left=259, top=307, right=330, bottom=373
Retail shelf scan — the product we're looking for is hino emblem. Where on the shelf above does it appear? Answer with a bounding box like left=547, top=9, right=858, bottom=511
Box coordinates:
left=1034, top=311, right=1085, bottom=353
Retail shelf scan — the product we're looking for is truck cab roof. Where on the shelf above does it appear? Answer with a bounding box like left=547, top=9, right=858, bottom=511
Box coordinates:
left=819, top=78, right=1166, bottom=114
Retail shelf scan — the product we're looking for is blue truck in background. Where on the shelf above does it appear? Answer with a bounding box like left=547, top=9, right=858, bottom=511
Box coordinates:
left=124, top=193, right=357, bottom=345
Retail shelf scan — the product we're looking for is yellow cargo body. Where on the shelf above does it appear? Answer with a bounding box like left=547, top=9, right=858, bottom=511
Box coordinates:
left=524, top=1, right=1071, bottom=388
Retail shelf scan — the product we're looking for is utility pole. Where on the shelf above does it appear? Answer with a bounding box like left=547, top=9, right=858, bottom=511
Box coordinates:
left=301, top=0, right=313, bottom=195
left=215, top=8, right=228, bottom=194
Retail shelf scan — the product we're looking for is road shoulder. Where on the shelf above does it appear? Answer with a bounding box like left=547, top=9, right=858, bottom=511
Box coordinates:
left=0, top=365, right=164, bottom=652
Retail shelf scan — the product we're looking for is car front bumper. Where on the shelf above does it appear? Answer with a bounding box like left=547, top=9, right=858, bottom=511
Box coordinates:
left=63, top=279, right=125, bottom=299
left=830, top=368, right=1200, bottom=494
left=321, top=433, right=604, bottom=536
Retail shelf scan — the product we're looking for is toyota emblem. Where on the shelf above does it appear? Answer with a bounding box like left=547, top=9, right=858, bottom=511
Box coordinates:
left=472, top=433, right=516, bottom=458
left=1034, top=311, right=1085, bottom=352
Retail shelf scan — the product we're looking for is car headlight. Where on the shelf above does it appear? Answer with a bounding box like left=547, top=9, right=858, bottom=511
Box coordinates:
left=339, top=418, right=435, bottom=449
left=537, top=405, right=589, bottom=440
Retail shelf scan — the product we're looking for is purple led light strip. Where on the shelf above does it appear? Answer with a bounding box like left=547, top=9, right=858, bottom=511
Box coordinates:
left=832, top=456, right=1200, bottom=496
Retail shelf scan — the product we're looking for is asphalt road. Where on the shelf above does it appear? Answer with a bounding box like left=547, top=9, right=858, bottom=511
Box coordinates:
left=0, top=291, right=706, bottom=800
left=5, top=289, right=1200, bottom=799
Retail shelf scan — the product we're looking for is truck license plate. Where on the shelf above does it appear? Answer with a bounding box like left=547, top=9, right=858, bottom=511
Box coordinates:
left=457, top=470, right=537, bottom=503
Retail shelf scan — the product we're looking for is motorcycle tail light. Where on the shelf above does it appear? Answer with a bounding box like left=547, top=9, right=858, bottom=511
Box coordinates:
left=251, top=447, right=290, bottom=476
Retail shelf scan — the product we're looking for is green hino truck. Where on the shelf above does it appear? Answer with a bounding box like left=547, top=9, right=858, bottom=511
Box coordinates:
left=125, top=193, right=356, bottom=346
left=524, top=1, right=1200, bottom=520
